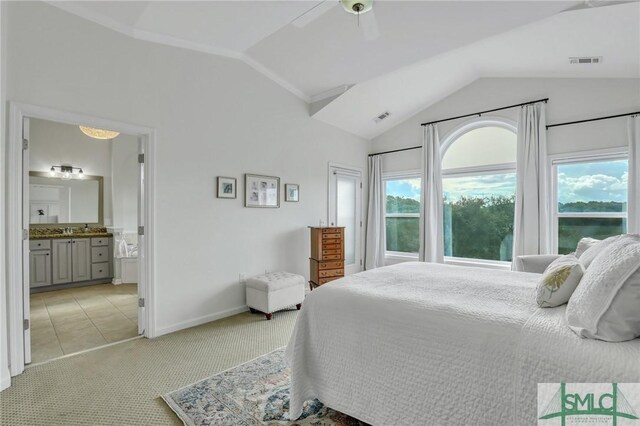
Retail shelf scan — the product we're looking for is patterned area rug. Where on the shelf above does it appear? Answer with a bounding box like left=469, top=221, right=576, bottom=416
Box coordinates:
left=162, top=348, right=368, bottom=425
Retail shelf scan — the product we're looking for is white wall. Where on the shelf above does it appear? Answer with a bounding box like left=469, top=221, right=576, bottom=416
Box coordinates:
left=29, top=118, right=114, bottom=225
left=4, top=2, right=368, bottom=336
left=372, top=78, right=640, bottom=171
left=111, top=134, right=138, bottom=234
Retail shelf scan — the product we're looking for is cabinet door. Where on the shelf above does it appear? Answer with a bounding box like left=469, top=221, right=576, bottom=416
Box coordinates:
left=30, top=250, right=52, bottom=288
left=52, top=239, right=73, bottom=284
left=72, top=238, right=92, bottom=282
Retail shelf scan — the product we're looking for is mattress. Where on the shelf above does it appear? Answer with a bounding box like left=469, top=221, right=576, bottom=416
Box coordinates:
left=285, top=262, right=640, bottom=425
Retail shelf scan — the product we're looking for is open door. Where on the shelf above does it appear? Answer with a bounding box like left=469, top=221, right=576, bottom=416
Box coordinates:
left=328, top=164, right=363, bottom=275
left=22, top=117, right=31, bottom=364
left=137, top=136, right=146, bottom=335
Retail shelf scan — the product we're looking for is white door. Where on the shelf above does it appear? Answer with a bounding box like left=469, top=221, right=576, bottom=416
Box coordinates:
left=328, top=164, right=363, bottom=275
left=22, top=117, right=31, bottom=364
left=137, top=136, right=146, bottom=335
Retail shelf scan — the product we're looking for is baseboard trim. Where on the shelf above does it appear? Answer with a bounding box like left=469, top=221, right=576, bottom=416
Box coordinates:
left=155, top=306, right=249, bottom=337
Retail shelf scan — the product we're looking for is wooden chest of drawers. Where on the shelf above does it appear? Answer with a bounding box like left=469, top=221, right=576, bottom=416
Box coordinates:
left=309, top=227, right=344, bottom=289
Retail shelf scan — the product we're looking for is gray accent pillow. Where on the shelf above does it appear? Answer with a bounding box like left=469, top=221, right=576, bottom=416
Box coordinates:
left=536, top=254, right=584, bottom=308
left=566, top=234, right=640, bottom=342
left=575, top=237, right=600, bottom=259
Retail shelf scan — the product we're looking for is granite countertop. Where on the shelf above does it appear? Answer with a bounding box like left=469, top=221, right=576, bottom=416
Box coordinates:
left=30, top=227, right=113, bottom=240
left=30, top=232, right=113, bottom=240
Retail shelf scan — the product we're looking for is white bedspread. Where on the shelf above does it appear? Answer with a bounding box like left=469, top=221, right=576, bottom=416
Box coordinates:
left=285, top=262, right=640, bottom=425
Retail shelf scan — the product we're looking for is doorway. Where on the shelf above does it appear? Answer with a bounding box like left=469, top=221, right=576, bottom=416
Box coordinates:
left=7, top=103, right=155, bottom=376
left=328, top=163, right=363, bottom=275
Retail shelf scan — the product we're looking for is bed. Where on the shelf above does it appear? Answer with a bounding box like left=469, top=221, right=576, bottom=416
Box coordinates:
left=285, top=262, right=640, bottom=425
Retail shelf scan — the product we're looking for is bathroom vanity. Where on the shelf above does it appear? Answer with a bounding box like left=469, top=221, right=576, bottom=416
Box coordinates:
left=30, top=232, right=114, bottom=290
left=28, top=171, right=114, bottom=291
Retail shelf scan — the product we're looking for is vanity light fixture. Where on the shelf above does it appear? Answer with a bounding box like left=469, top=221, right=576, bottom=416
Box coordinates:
left=50, top=165, right=83, bottom=179
left=79, top=125, right=120, bottom=140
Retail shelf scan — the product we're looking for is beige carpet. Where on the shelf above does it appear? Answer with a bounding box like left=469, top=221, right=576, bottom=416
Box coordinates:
left=0, top=310, right=298, bottom=426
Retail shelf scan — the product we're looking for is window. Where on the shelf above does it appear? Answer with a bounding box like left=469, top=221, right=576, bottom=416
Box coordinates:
left=552, top=153, right=628, bottom=254
left=384, top=174, right=420, bottom=255
left=442, top=123, right=517, bottom=263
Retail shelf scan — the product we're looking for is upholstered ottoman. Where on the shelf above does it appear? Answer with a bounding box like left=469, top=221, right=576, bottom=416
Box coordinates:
left=246, top=272, right=305, bottom=320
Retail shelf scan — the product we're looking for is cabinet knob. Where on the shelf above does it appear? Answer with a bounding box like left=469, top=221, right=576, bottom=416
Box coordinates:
left=46, top=254, right=49, bottom=256
left=99, top=269, right=103, bottom=273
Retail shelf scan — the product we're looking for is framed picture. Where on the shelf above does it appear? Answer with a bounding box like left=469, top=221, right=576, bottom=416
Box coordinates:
left=245, top=174, right=280, bottom=208
left=217, top=177, right=237, bottom=199
left=285, top=183, right=299, bottom=202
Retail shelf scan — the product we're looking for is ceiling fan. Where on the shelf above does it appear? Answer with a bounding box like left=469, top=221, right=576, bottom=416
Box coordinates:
left=292, top=0, right=380, bottom=41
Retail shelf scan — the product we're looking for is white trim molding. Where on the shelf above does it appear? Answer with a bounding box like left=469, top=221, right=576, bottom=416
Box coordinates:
left=155, top=306, right=249, bottom=337
left=6, top=102, right=158, bottom=378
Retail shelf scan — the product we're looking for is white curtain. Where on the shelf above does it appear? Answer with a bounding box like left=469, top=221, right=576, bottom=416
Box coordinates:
left=365, top=155, right=385, bottom=269
left=512, top=102, right=551, bottom=264
left=628, top=115, right=640, bottom=234
left=419, top=124, right=444, bottom=263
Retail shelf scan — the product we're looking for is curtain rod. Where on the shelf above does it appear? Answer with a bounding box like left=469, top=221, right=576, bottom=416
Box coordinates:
left=368, top=98, right=549, bottom=157
left=546, top=111, right=640, bottom=129
left=420, top=98, right=549, bottom=127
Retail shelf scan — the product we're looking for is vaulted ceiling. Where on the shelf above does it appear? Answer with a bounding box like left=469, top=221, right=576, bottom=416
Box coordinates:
left=48, top=1, right=640, bottom=139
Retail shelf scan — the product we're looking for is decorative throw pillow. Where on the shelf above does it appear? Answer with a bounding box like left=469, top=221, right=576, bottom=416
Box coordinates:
left=575, top=237, right=600, bottom=259
left=536, top=254, right=584, bottom=308
left=577, top=234, right=631, bottom=269
left=566, top=234, right=640, bottom=342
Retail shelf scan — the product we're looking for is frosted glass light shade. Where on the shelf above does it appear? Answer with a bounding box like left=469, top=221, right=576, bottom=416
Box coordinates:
left=79, top=126, right=120, bottom=140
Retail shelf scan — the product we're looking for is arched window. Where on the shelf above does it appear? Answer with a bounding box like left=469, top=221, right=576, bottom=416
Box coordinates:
left=441, top=118, right=517, bottom=263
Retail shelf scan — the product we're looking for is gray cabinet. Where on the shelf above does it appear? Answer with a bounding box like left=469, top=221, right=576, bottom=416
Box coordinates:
left=33, top=236, right=113, bottom=289
left=29, top=249, right=52, bottom=288
left=71, top=238, right=91, bottom=282
left=52, top=239, right=73, bottom=284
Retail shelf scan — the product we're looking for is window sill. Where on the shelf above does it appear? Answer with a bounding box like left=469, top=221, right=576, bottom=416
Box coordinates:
left=384, top=253, right=512, bottom=271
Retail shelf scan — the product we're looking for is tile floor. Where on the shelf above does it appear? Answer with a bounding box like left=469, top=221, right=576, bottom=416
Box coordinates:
left=30, top=283, right=138, bottom=363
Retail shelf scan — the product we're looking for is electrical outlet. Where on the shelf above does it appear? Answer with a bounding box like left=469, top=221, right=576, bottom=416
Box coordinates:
left=239, top=273, right=246, bottom=283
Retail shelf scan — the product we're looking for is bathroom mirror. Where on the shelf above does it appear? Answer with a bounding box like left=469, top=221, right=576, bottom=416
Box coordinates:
left=29, top=172, right=103, bottom=225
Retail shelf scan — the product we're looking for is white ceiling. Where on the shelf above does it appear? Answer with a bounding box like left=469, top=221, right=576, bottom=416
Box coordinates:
left=47, top=1, right=639, bottom=139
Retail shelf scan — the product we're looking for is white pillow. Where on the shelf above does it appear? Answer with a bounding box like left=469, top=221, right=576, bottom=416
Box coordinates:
left=575, top=237, right=600, bottom=258
left=536, top=254, right=584, bottom=308
left=566, top=235, right=640, bottom=342
left=577, top=234, right=630, bottom=269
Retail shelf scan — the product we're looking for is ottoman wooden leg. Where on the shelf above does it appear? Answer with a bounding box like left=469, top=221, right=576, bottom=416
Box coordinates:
left=265, top=313, right=272, bottom=320
left=296, top=303, right=302, bottom=310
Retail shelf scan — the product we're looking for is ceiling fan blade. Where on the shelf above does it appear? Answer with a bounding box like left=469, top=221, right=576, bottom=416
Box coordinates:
left=361, top=9, right=380, bottom=41
left=291, top=0, right=337, bottom=28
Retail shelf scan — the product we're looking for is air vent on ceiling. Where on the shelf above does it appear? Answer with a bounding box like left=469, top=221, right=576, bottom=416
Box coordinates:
left=374, top=111, right=391, bottom=123
left=569, top=56, right=603, bottom=64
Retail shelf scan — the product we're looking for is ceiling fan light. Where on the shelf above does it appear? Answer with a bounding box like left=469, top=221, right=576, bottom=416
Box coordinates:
left=340, top=0, right=373, bottom=15
left=79, top=125, right=120, bottom=140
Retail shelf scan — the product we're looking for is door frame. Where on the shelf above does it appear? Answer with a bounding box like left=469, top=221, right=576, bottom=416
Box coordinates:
left=7, top=102, right=157, bottom=377
left=327, top=162, right=364, bottom=274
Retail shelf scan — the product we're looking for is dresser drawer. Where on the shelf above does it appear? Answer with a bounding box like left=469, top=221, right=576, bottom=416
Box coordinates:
left=318, top=269, right=344, bottom=278
left=321, top=233, right=342, bottom=240
left=91, top=246, right=109, bottom=263
left=321, top=238, right=341, bottom=245
left=30, top=240, right=51, bottom=250
left=91, top=263, right=110, bottom=280
left=321, top=228, right=341, bottom=234
left=319, top=276, right=341, bottom=285
left=322, top=249, right=342, bottom=256
left=321, top=254, right=342, bottom=260
left=318, top=260, right=343, bottom=270
left=91, top=237, right=110, bottom=247
left=321, top=243, right=342, bottom=250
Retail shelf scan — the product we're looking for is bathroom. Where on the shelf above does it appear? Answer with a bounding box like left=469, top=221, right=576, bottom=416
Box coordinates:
left=28, top=117, right=141, bottom=363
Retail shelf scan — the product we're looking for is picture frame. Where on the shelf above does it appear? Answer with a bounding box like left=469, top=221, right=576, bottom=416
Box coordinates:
left=217, top=177, right=237, bottom=199
left=285, top=183, right=299, bottom=202
left=245, top=174, right=280, bottom=208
